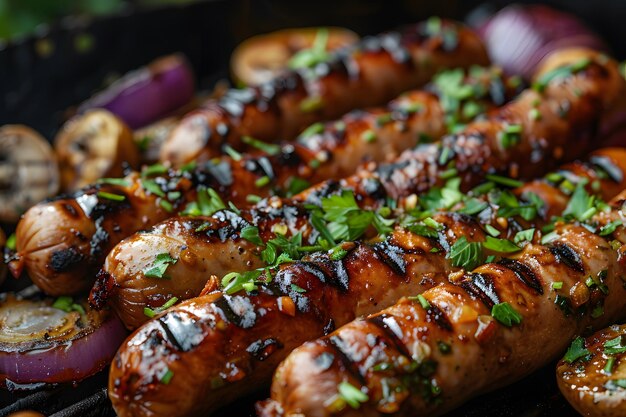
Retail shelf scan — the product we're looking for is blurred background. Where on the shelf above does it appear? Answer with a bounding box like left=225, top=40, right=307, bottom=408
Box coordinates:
left=2, top=0, right=626, bottom=138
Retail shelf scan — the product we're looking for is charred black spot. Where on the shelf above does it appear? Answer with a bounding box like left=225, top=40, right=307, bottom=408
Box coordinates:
left=89, top=218, right=110, bottom=259
left=426, top=304, right=453, bottom=332
left=89, top=269, right=115, bottom=310
left=331, top=258, right=350, bottom=291
left=246, top=338, right=283, bottom=361
left=549, top=243, right=584, bottom=273
left=367, top=314, right=411, bottom=358
left=61, top=203, right=78, bottom=218
left=459, top=273, right=500, bottom=309
left=326, top=336, right=366, bottom=384
left=204, top=160, right=233, bottom=187
left=362, top=178, right=388, bottom=200
left=157, top=311, right=205, bottom=352
left=213, top=294, right=257, bottom=329
left=299, top=262, right=331, bottom=285
left=498, top=258, right=543, bottom=295
left=375, top=160, right=410, bottom=180
left=305, top=181, right=341, bottom=206
left=276, top=145, right=302, bottom=167
left=373, top=241, right=406, bottom=275
left=591, top=155, right=624, bottom=183
left=49, top=247, right=85, bottom=272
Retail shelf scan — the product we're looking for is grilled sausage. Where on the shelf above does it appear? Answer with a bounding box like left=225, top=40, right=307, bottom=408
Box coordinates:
left=96, top=147, right=626, bottom=330
left=159, top=19, right=489, bottom=166
left=557, top=324, right=626, bottom=417
left=298, top=48, right=626, bottom=207
left=12, top=65, right=507, bottom=297
left=257, top=212, right=626, bottom=417
left=107, top=151, right=626, bottom=416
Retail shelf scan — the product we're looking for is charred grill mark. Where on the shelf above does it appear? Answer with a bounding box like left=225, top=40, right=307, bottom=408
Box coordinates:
left=367, top=314, right=412, bottom=359
left=60, top=202, right=78, bottom=218
left=372, top=241, right=407, bottom=275
left=332, top=258, right=350, bottom=291
left=497, top=258, right=544, bottom=295
left=549, top=243, right=584, bottom=273
left=157, top=311, right=205, bottom=352
left=246, top=338, right=283, bottom=361
left=298, top=262, right=331, bottom=285
left=426, top=304, right=453, bottom=332
left=89, top=218, right=110, bottom=259
left=590, top=155, right=624, bottom=183
left=49, top=247, right=85, bottom=272
left=459, top=273, right=500, bottom=309
left=325, top=336, right=367, bottom=385
left=89, top=269, right=115, bottom=310
left=213, top=295, right=257, bottom=329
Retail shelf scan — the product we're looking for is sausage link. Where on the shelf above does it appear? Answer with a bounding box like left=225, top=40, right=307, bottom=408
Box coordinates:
left=557, top=324, right=626, bottom=417
left=258, top=217, right=626, bottom=417
left=297, top=48, right=626, bottom=206
left=107, top=152, right=626, bottom=416
left=13, top=66, right=508, bottom=297
left=159, top=20, right=489, bottom=166
left=97, top=147, right=626, bottom=330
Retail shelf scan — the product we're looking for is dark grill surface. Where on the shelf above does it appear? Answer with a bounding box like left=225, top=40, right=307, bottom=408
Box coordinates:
left=0, top=362, right=578, bottom=417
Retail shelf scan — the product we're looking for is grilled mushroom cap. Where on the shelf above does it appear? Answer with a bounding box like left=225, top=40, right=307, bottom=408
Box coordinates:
left=0, top=125, right=59, bottom=223
left=55, top=109, right=140, bottom=192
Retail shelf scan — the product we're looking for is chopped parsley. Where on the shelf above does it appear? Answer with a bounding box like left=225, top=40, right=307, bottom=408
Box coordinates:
left=483, top=236, right=521, bottom=253
left=288, top=28, right=330, bottom=70
left=604, top=335, right=626, bottom=355
left=143, top=253, right=178, bottom=279
left=514, top=228, right=535, bottom=244
left=337, top=381, right=369, bottom=409
left=5, top=233, right=16, bottom=251
left=144, top=297, right=179, bottom=318
left=491, top=302, right=522, bottom=327
left=599, top=220, right=622, bottom=236
left=563, top=183, right=598, bottom=222
left=447, top=236, right=483, bottom=270
left=563, top=336, right=590, bottom=363
left=52, top=296, right=85, bottom=315
left=181, top=187, right=226, bottom=217
left=241, top=225, right=264, bottom=246
left=242, top=135, right=281, bottom=155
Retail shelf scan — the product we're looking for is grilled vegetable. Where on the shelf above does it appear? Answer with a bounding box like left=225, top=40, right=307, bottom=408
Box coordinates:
left=95, top=147, right=626, bottom=330
left=107, top=148, right=626, bottom=416
left=477, top=4, right=607, bottom=78
left=78, top=54, right=195, bottom=129
left=12, top=64, right=509, bottom=297
left=159, top=19, right=489, bottom=166
left=557, top=324, right=626, bottom=417
left=0, top=125, right=59, bottom=223
left=55, top=110, right=140, bottom=192
left=0, top=291, right=127, bottom=385
left=257, top=204, right=626, bottom=416
left=231, top=27, right=359, bottom=86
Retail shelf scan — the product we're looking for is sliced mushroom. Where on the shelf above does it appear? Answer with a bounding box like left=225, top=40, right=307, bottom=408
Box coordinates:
left=0, top=125, right=60, bottom=223
left=55, top=109, right=140, bottom=191
left=230, top=27, right=359, bottom=86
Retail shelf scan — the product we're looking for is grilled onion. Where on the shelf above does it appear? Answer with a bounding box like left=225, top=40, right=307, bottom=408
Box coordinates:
left=78, top=54, right=195, bottom=129
left=477, top=4, right=606, bottom=79
left=0, top=292, right=127, bottom=385
left=0, top=125, right=60, bottom=223
left=231, top=27, right=358, bottom=85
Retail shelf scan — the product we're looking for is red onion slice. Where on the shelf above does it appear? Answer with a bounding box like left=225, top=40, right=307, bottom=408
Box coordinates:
left=477, top=4, right=607, bottom=79
left=0, top=293, right=127, bottom=385
left=78, top=54, right=195, bottom=129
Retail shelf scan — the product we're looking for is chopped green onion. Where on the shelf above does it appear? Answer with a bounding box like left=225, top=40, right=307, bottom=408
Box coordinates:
left=485, top=174, right=523, bottom=188
left=337, top=381, right=369, bottom=409
left=97, top=191, right=125, bottom=201
left=242, top=136, right=281, bottom=155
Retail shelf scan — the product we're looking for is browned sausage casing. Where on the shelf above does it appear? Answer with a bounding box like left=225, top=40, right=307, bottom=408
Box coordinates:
left=107, top=150, right=626, bottom=416
left=557, top=324, right=626, bottom=417
left=258, top=212, right=626, bottom=416
left=12, top=64, right=505, bottom=297
left=159, top=20, right=489, bottom=166
left=97, top=147, right=626, bottom=330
